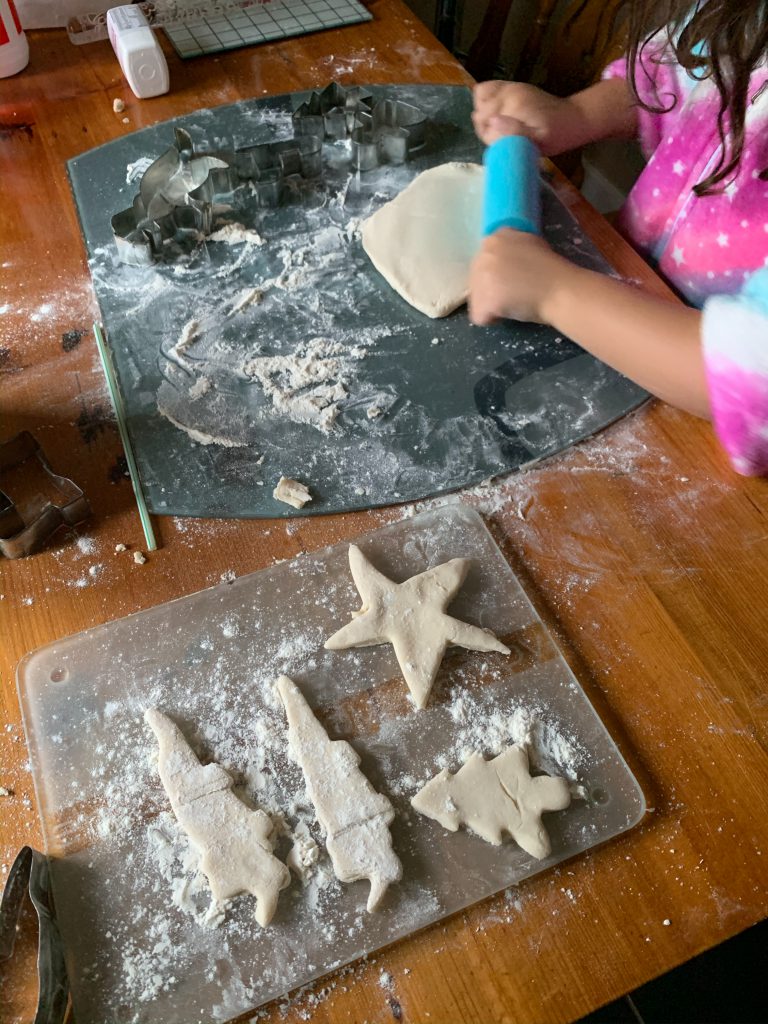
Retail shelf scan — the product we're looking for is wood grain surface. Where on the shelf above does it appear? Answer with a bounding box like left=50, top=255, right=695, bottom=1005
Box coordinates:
left=2, top=3, right=767, bottom=1021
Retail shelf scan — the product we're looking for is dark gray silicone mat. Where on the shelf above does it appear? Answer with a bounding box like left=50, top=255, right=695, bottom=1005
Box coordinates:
left=67, top=85, right=647, bottom=518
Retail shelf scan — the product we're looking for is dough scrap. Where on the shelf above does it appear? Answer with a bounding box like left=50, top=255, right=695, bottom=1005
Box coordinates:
left=276, top=675, right=402, bottom=912
left=325, top=545, right=510, bottom=709
left=286, top=822, right=319, bottom=883
left=273, top=476, right=312, bottom=508
left=411, top=745, right=571, bottom=859
left=145, top=708, right=290, bottom=926
left=361, top=162, right=484, bottom=318
left=244, top=338, right=352, bottom=434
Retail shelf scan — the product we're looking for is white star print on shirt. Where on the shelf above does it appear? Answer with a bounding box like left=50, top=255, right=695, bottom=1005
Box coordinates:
left=672, top=160, right=685, bottom=176
left=717, top=233, right=730, bottom=247
left=672, top=246, right=685, bottom=266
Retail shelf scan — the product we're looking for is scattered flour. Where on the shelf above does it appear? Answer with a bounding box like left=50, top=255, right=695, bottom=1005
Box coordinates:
left=446, top=689, right=586, bottom=779
left=209, top=223, right=265, bottom=246
left=188, top=375, right=212, bottom=400
left=125, top=156, right=154, bottom=184
left=243, top=338, right=365, bottom=434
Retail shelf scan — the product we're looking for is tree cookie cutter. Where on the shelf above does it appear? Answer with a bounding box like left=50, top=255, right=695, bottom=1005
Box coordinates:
left=0, top=432, right=91, bottom=559
left=293, top=82, right=428, bottom=171
left=292, top=80, right=374, bottom=140
left=0, top=846, right=69, bottom=1024
left=111, top=127, right=322, bottom=266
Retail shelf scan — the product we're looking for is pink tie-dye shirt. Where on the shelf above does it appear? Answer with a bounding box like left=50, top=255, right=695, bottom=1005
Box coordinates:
left=603, top=44, right=768, bottom=475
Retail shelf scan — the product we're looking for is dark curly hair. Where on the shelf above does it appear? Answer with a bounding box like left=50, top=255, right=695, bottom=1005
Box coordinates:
left=625, top=0, right=768, bottom=194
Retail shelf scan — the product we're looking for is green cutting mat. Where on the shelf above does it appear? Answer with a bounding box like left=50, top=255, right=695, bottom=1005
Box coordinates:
left=164, top=0, right=372, bottom=59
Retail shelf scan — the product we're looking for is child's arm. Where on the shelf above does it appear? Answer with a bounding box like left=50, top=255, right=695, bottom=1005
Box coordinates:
left=472, top=79, right=638, bottom=153
left=469, top=230, right=709, bottom=418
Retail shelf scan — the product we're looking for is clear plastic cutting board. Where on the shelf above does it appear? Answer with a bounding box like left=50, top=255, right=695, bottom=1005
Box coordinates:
left=17, top=505, right=645, bottom=1023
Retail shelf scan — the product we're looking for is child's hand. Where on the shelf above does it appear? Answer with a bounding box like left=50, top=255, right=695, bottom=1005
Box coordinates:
left=469, top=230, right=577, bottom=326
left=472, top=81, right=585, bottom=155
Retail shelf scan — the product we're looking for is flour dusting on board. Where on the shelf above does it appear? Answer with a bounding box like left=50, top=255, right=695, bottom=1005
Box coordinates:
left=19, top=507, right=644, bottom=1023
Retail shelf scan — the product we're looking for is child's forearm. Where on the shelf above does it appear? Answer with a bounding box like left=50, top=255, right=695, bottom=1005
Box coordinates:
left=469, top=233, right=708, bottom=418
left=544, top=267, right=709, bottom=418
left=473, top=77, right=638, bottom=155
left=566, top=78, right=639, bottom=147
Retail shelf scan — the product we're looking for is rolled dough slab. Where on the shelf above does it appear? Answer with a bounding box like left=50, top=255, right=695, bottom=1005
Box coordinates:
left=361, top=162, right=484, bottom=318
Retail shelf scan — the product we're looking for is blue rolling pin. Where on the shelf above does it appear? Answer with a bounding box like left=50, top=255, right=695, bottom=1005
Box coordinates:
left=482, top=134, right=542, bottom=237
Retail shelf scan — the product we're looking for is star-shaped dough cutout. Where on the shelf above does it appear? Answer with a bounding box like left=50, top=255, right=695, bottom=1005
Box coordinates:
left=325, top=545, right=510, bottom=709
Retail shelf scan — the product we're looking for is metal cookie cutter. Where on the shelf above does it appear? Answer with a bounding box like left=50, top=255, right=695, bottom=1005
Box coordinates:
left=0, top=846, right=69, bottom=1024
left=292, top=81, right=374, bottom=141
left=0, top=431, right=91, bottom=559
left=350, top=98, right=428, bottom=171
left=112, top=127, right=322, bottom=266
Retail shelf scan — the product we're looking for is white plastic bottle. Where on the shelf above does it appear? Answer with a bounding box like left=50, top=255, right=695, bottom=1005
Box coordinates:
left=0, top=0, right=29, bottom=77
left=107, top=5, right=169, bottom=99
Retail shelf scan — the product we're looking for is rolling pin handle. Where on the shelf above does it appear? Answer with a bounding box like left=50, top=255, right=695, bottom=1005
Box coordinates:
left=482, top=135, right=542, bottom=237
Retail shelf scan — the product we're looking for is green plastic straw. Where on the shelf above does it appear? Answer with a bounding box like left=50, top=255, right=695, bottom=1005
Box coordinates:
left=92, top=323, right=158, bottom=551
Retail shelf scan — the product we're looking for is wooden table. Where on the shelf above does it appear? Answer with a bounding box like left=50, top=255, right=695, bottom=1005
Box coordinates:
left=2, top=3, right=768, bottom=1021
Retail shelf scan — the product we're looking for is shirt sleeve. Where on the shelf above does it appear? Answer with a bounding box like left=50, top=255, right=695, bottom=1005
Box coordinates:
left=602, top=56, right=628, bottom=81
left=702, top=269, right=768, bottom=476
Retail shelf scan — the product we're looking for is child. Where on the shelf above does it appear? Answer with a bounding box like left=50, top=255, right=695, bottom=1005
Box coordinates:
left=469, top=1, right=768, bottom=476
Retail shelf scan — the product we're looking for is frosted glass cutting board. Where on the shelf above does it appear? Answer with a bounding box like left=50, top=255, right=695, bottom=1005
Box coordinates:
left=18, top=505, right=645, bottom=1023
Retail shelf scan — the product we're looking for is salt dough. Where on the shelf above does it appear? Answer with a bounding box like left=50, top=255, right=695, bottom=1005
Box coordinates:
left=145, top=709, right=290, bottom=926
left=286, top=822, right=319, bottom=883
left=273, top=476, right=312, bottom=508
left=361, top=162, right=484, bottom=318
left=411, top=745, right=571, bottom=859
left=276, top=675, right=402, bottom=912
left=325, top=545, right=510, bottom=709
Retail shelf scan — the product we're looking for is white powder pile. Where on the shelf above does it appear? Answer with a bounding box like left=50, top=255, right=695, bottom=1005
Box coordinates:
left=445, top=688, right=586, bottom=779
left=381, top=679, right=588, bottom=803
left=243, top=338, right=367, bottom=434
left=126, top=157, right=154, bottom=184
left=209, top=222, right=265, bottom=246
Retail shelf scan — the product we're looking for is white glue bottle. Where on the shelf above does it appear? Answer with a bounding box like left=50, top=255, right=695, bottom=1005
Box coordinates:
left=0, top=0, right=29, bottom=78
left=107, top=5, right=169, bottom=99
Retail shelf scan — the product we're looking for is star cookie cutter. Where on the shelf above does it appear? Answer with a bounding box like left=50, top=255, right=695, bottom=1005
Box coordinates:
left=0, top=431, right=91, bottom=558
left=112, top=127, right=322, bottom=266
left=350, top=98, right=427, bottom=171
left=292, top=81, right=374, bottom=141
